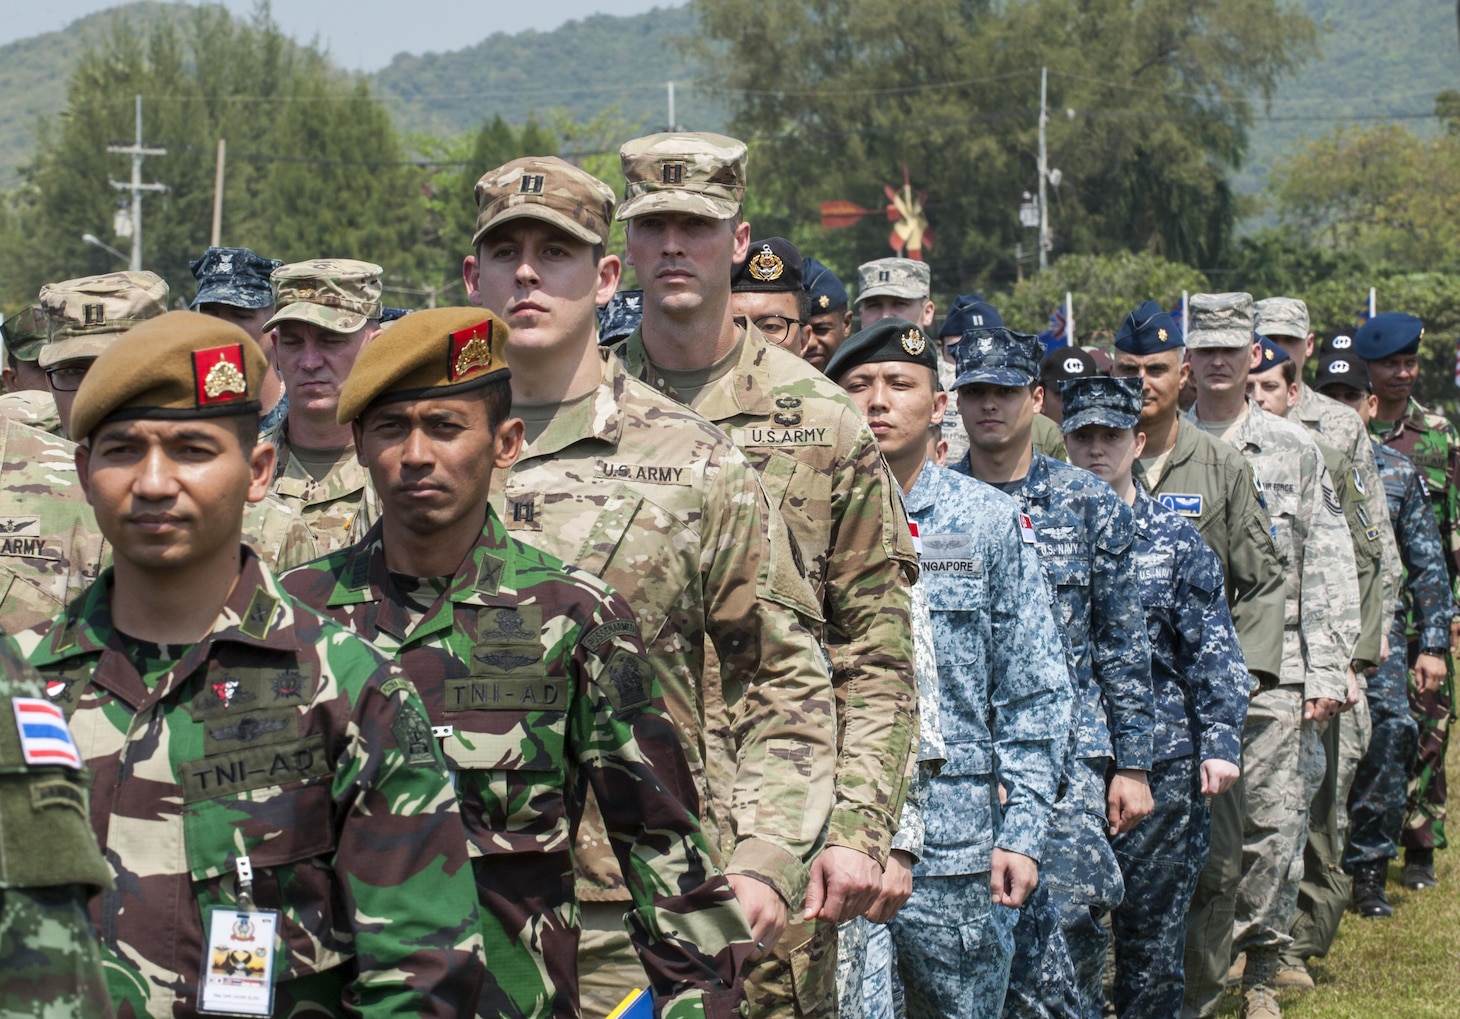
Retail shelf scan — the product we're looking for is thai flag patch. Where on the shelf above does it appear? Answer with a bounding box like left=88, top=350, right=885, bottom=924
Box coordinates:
left=12, top=697, right=83, bottom=769
left=909, top=521, right=922, bottom=555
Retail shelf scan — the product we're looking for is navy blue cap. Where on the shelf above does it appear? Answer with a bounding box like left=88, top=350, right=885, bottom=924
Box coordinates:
left=1041, top=346, right=1098, bottom=386
left=1113, top=300, right=1183, bottom=354
left=1354, top=312, right=1424, bottom=361
left=952, top=327, right=1042, bottom=389
left=1059, top=375, right=1144, bottom=434
left=939, top=294, right=1003, bottom=338
left=732, top=237, right=804, bottom=293
left=824, top=317, right=936, bottom=381
left=1315, top=351, right=1370, bottom=393
left=597, top=289, right=644, bottom=346
left=189, top=247, right=282, bottom=311
left=802, top=257, right=848, bottom=314
left=1255, top=335, right=1290, bottom=369
left=379, top=307, right=412, bottom=325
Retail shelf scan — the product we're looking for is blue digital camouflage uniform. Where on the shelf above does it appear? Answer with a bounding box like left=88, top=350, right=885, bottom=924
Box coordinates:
left=951, top=452, right=1155, bottom=1019
left=1110, top=488, right=1248, bottom=1019
left=887, top=462, right=1071, bottom=1019
left=1345, top=443, right=1457, bottom=871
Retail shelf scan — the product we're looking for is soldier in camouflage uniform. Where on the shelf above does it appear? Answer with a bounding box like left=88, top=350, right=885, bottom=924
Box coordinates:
left=1059, top=375, right=1248, bottom=1019
left=949, top=326, right=1155, bottom=1019
left=0, top=306, right=63, bottom=435
left=799, top=257, right=851, bottom=374
left=1317, top=351, right=1457, bottom=916
left=611, top=132, right=919, bottom=1017
left=262, top=259, right=384, bottom=552
left=282, top=306, right=753, bottom=1019
left=460, top=156, right=837, bottom=1015
left=10, top=310, right=485, bottom=1018
left=1185, top=293, right=1360, bottom=1019
left=0, top=635, right=114, bottom=1018
left=1356, top=311, right=1460, bottom=891
left=829, top=319, right=1071, bottom=1019
left=189, top=246, right=289, bottom=436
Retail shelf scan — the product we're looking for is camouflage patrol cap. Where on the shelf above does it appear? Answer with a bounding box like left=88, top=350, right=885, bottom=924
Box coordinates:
left=190, top=246, right=282, bottom=311
left=37, top=271, right=170, bottom=368
left=1059, top=375, right=1144, bottom=434
left=616, top=132, right=747, bottom=221
left=68, top=310, right=266, bottom=442
left=473, top=156, right=616, bottom=247
left=952, top=326, right=1042, bottom=389
left=597, top=289, right=644, bottom=346
left=336, top=307, right=510, bottom=423
left=1253, top=297, right=1310, bottom=341
left=263, top=259, right=383, bottom=335
left=1185, top=292, right=1255, bottom=350
left=1, top=306, right=49, bottom=362
left=856, top=258, right=930, bottom=304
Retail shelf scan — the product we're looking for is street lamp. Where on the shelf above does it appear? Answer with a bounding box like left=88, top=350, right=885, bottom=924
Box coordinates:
left=82, top=233, right=129, bottom=264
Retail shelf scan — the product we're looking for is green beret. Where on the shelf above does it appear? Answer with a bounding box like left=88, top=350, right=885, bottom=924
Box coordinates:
left=69, top=311, right=266, bottom=442
left=824, top=317, right=937, bottom=381
left=336, top=306, right=511, bottom=423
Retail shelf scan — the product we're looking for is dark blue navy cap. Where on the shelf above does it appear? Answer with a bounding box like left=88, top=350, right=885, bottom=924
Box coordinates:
left=597, top=289, right=644, bottom=346
left=732, top=237, right=804, bottom=293
left=824, top=317, right=936, bottom=381
left=1113, top=300, right=1183, bottom=354
left=1059, top=375, right=1144, bottom=434
left=189, top=247, right=282, bottom=311
left=379, top=307, right=412, bottom=325
left=1315, top=351, right=1370, bottom=393
left=1256, top=335, right=1291, bottom=369
left=802, top=257, right=848, bottom=314
left=939, top=294, right=1003, bottom=338
left=952, top=327, right=1042, bottom=389
left=1354, top=312, right=1424, bottom=361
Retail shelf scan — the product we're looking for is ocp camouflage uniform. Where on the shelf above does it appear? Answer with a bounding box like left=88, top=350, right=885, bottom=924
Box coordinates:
left=0, top=637, right=113, bottom=1018
left=888, top=462, right=1071, bottom=1019
left=1111, top=488, right=1247, bottom=1019
left=283, top=509, right=752, bottom=1019
left=615, top=322, right=919, bottom=1016
left=1188, top=402, right=1359, bottom=968
left=498, top=353, right=836, bottom=1014
left=0, top=388, right=63, bottom=436
left=1345, top=443, right=1457, bottom=872
left=10, top=549, right=485, bottom=1018
left=263, top=417, right=381, bottom=553
left=948, top=452, right=1154, bottom=1019
left=1369, top=397, right=1460, bottom=854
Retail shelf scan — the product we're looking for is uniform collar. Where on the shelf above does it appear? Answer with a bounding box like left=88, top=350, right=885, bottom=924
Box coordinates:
left=616, top=319, right=778, bottom=419
left=903, top=460, right=942, bottom=512
left=520, top=350, right=627, bottom=460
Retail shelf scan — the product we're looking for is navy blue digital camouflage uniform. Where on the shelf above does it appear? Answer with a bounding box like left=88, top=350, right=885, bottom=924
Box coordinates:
left=950, top=451, right=1155, bottom=1019
left=1345, top=442, right=1457, bottom=871
left=888, top=461, right=1072, bottom=1019
left=1111, top=487, right=1248, bottom=1019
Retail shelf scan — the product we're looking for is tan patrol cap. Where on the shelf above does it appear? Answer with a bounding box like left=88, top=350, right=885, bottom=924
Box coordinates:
left=1, top=306, right=49, bottom=363
left=1253, top=297, right=1310, bottom=340
left=264, top=259, right=383, bottom=335
left=336, top=306, right=511, bottom=424
left=37, top=271, right=170, bottom=368
left=617, top=132, right=747, bottom=221
left=856, top=258, right=931, bottom=303
left=473, top=157, right=616, bottom=247
left=69, top=310, right=266, bottom=442
left=1185, top=292, right=1256, bottom=350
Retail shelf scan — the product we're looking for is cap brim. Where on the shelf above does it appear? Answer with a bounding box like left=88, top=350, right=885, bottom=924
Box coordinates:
left=191, top=285, right=274, bottom=311
left=263, top=302, right=368, bottom=335
left=1061, top=407, right=1139, bottom=435
left=471, top=205, right=604, bottom=248
left=38, top=336, right=115, bottom=368
left=1185, top=330, right=1252, bottom=350
left=953, top=367, right=1034, bottom=389
left=615, top=190, right=740, bottom=221
left=856, top=284, right=927, bottom=303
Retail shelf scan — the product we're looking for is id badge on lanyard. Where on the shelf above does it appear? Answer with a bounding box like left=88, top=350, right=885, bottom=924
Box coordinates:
left=198, top=856, right=281, bottom=1016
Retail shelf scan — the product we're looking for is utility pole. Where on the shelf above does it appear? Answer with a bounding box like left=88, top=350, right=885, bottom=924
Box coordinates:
left=1037, top=67, right=1050, bottom=272
left=107, top=95, right=167, bottom=272
left=666, top=81, right=677, bottom=132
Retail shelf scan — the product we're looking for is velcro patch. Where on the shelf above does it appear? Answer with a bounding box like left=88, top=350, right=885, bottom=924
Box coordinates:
left=12, top=697, right=82, bottom=769
left=582, top=618, right=638, bottom=653
left=1158, top=493, right=1204, bottom=518
left=443, top=676, right=569, bottom=712
left=180, top=736, right=329, bottom=802
left=595, top=459, right=692, bottom=485
left=30, top=778, right=86, bottom=814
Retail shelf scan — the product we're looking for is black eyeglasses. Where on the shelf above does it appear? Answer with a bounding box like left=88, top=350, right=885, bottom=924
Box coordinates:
left=753, top=315, right=802, bottom=345
left=45, top=364, right=91, bottom=392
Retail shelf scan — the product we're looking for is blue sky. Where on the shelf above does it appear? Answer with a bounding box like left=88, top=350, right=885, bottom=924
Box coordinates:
left=1, top=0, right=682, bottom=70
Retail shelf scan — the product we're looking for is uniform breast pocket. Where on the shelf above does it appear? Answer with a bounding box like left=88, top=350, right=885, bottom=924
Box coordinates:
left=924, top=565, right=990, bottom=665
left=1134, top=550, right=1177, bottom=612
left=1044, top=555, right=1091, bottom=631
left=1266, top=491, right=1299, bottom=567
left=439, top=713, right=570, bottom=855
left=758, top=450, right=834, bottom=580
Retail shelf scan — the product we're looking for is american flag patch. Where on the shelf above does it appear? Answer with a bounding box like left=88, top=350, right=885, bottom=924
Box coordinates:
left=12, top=697, right=83, bottom=769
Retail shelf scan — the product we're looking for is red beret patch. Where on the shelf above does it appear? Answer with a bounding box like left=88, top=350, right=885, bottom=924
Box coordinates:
left=193, top=344, right=249, bottom=406
left=448, top=319, right=495, bottom=381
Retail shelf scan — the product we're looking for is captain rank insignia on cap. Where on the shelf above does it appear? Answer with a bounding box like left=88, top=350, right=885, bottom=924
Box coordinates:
left=194, top=345, right=250, bottom=405
left=747, top=245, right=785, bottom=282
left=901, top=329, right=926, bottom=356
left=450, top=321, right=496, bottom=380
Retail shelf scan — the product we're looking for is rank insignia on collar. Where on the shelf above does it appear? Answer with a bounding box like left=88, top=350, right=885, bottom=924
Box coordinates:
left=194, top=344, right=249, bottom=404
left=747, top=244, right=785, bottom=282
left=901, top=330, right=926, bottom=356
left=449, top=321, right=494, bottom=380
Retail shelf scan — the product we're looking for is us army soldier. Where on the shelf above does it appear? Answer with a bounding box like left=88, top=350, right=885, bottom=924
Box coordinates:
left=0, top=306, right=63, bottom=435
left=9, top=311, right=485, bottom=1017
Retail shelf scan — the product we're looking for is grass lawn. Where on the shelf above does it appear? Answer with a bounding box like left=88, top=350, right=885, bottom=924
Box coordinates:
left=1215, top=749, right=1460, bottom=1016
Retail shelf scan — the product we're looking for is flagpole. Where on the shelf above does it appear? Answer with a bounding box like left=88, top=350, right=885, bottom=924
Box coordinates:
left=1182, top=290, right=1189, bottom=337
left=1369, top=287, right=1377, bottom=319
left=1065, top=291, right=1074, bottom=346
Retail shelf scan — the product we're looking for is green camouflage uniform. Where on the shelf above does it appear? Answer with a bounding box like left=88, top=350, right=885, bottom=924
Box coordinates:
left=0, top=635, right=114, bottom=1018
left=615, top=322, right=919, bottom=1016
left=263, top=418, right=381, bottom=554
left=499, top=352, right=835, bottom=1012
left=10, top=549, right=484, bottom=1018
left=1370, top=397, right=1460, bottom=853
left=282, top=508, right=754, bottom=1019
left=0, top=389, right=63, bottom=436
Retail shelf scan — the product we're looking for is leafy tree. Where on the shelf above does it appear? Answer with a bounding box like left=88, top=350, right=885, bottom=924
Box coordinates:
left=993, top=252, right=1209, bottom=336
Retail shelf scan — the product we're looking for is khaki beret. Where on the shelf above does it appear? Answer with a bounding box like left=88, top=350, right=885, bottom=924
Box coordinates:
left=336, top=307, right=510, bottom=424
left=37, top=271, right=170, bottom=368
left=264, top=259, right=384, bottom=334
left=473, top=156, right=616, bottom=247
left=69, top=311, right=266, bottom=442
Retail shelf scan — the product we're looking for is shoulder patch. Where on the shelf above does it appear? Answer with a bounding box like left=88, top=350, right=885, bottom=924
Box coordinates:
left=603, top=649, right=652, bottom=715
left=1157, top=492, right=1204, bottom=518
left=378, top=675, right=418, bottom=700
left=12, top=697, right=82, bottom=769
left=391, top=705, right=437, bottom=768
left=1323, top=482, right=1343, bottom=517
left=582, top=618, right=639, bottom=654
left=1351, top=466, right=1365, bottom=497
